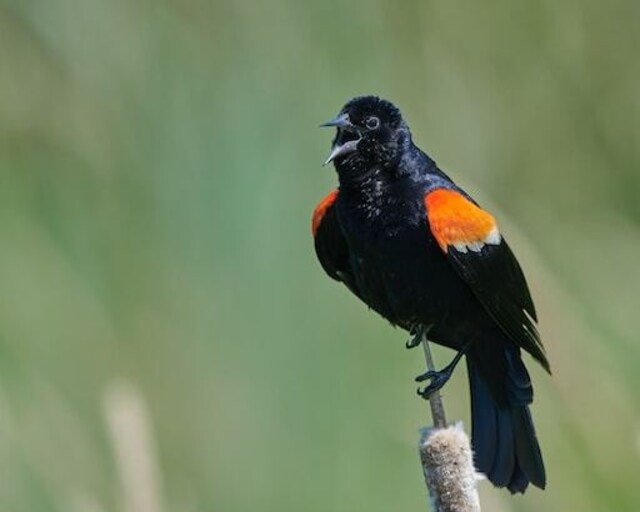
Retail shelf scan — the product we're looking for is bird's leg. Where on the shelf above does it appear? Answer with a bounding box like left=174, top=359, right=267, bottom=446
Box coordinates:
left=416, top=342, right=470, bottom=400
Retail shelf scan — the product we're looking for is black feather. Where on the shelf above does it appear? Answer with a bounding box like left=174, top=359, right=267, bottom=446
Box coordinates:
left=512, top=406, right=546, bottom=489
left=469, top=361, right=497, bottom=473
left=448, top=241, right=550, bottom=373
left=489, top=406, right=516, bottom=487
left=314, top=198, right=361, bottom=298
left=468, top=342, right=545, bottom=493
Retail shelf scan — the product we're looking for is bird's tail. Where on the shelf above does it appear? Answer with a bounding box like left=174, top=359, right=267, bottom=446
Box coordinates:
left=467, top=343, right=546, bottom=493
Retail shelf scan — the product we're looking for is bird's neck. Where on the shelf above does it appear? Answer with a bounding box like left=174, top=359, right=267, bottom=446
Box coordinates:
left=336, top=160, right=385, bottom=193
left=335, top=142, right=433, bottom=194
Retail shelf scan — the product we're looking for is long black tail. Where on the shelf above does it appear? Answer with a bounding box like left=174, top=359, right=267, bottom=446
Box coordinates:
left=467, top=343, right=546, bottom=493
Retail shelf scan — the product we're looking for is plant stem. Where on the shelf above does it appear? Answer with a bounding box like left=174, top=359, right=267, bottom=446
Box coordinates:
left=420, top=327, right=447, bottom=428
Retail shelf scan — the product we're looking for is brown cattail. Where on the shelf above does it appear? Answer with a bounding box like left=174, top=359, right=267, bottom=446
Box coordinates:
left=419, top=423, right=481, bottom=512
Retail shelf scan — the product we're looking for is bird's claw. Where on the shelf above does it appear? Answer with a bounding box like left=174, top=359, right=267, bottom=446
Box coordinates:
left=416, top=386, right=435, bottom=400
left=406, top=324, right=434, bottom=349
left=415, top=370, right=449, bottom=400
left=405, top=333, right=422, bottom=349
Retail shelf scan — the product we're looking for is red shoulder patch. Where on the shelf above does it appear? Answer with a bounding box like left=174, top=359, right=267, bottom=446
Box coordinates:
left=425, top=189, right=500, bottom=253
left=312, top=190, right=339, bottom=237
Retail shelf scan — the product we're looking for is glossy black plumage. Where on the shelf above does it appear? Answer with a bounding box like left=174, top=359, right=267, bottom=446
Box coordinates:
left=313, top=96, right=549, bottom=493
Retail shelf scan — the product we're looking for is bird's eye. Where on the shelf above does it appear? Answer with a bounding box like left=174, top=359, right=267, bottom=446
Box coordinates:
left=365, top=116, right=380, bottom=130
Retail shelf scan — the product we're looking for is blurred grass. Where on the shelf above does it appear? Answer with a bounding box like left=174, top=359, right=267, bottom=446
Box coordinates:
left=0, top=0, right=639, bottom=510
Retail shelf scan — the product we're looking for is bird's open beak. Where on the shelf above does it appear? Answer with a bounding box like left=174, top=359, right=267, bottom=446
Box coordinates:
left=320, top=113, right=361, bottom=165
left=319, top=113, right=352, bottom=129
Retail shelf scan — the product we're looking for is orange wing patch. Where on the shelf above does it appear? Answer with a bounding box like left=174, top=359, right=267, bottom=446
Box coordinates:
left=425, top=189, right=501, bottom=253
left=312, top=189, right=339, bottom=237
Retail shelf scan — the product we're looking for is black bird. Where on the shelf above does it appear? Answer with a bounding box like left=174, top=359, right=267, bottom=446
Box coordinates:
left=312, top=96, right=549, bottom=493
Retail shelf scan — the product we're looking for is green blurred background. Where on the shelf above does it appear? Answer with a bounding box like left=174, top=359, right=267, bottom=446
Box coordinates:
left=0, top=0, right=639, bottom=510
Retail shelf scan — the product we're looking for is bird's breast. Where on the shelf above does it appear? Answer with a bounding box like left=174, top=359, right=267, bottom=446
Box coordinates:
left=338, top=185, right=426, bottom=247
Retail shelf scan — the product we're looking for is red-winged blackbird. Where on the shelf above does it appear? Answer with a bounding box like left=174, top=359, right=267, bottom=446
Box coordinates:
left=313, top=96, right=549, bottom=493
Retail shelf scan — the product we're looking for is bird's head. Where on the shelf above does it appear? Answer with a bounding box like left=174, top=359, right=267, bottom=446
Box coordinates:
left=321, top=96, right=410, bottom=170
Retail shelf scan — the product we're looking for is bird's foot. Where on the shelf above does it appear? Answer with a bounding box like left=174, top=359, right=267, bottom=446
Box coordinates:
left=415, top=368, right=453, bottom=400
left=414, top=342, right=470, bottom=400
left=405, top=331, right=422, bottom=349
left=405, top=324, right=433, bottom=349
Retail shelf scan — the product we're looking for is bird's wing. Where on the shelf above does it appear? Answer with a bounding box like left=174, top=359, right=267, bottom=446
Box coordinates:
left=312, top=190, right=361, bottom=297
left=424, top=188, right=549, bottom=372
